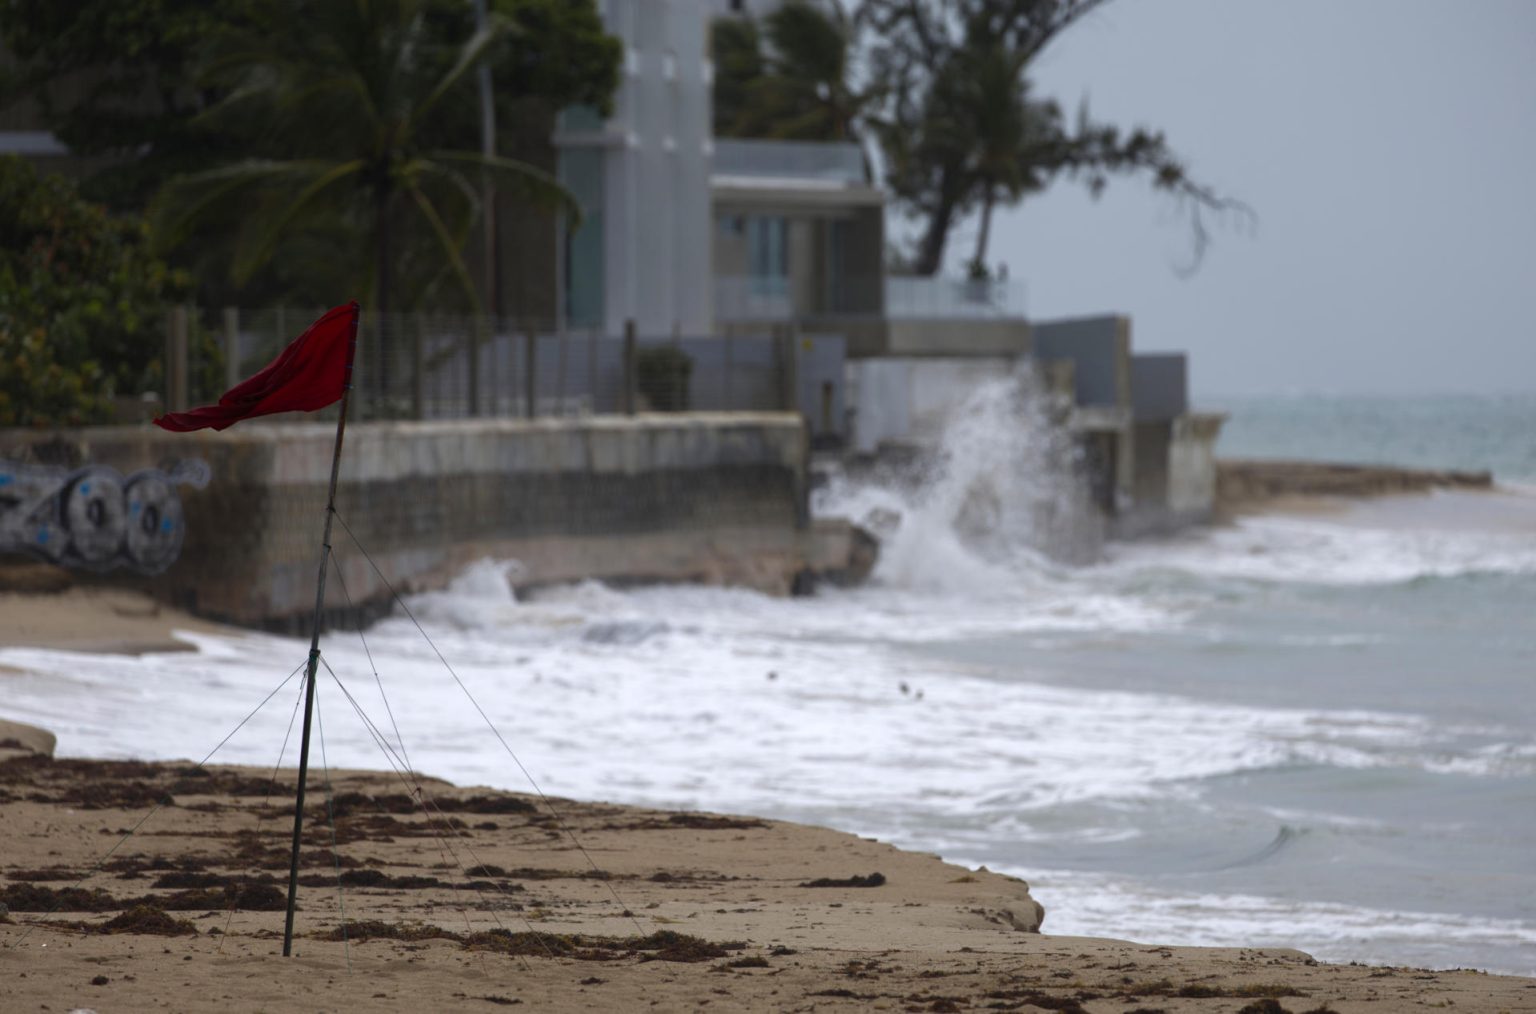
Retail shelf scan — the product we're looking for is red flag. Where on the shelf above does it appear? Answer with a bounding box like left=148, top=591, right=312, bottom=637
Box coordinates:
left=154, top=302, right=359, bottom=432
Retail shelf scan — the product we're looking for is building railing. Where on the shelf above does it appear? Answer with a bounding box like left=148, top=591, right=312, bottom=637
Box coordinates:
left=884, top=276, right=1027, bottom=319
left=713, top=273, right=1027, bottom=322
left=711, top=138, right=867, bottom=184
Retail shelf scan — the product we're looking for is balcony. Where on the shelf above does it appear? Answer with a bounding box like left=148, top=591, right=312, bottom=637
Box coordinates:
left=711, top=139, right=867, bottom=185
left=714, top=273, right=1027, bottom=323
left=884, top=276, right=1026, bottom=319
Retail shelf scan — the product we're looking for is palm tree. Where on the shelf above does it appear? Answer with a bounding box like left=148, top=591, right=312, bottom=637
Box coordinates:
left=756, top=0, right=867, bottom=143
left=925, top=44, right=1030, bottom=278
left=151, top=0, right=572, bottom=329
left=869, top=0, right=1246, bottom=278
left=714, top=1, right=876, bottom=148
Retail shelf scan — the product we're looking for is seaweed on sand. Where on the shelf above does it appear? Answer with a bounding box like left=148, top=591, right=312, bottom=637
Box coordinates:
left=800, top=872, right=886, bottom=888
left=95, top=904, right=197, bottom=936
left=463, top=928, right=745, bottom=963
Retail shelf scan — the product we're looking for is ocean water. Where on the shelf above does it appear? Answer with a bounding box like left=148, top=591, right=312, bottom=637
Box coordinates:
left=3, top=388, right=1534, bottom=976
left=1213, top=392, right=1536, bottom=482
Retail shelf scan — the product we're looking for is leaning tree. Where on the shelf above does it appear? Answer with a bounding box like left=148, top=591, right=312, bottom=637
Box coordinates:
left=715, top=0, right=1247, bottom=277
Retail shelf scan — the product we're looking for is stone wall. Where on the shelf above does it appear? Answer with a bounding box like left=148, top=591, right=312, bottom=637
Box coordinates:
left=1, top=414, right=860, bottom=631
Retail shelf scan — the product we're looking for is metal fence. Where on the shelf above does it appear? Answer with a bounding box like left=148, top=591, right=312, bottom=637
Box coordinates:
left=164, top=308, right=848, bottom=441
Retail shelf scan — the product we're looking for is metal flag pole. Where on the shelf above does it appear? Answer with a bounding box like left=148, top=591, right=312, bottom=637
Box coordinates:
left=282, top=306, right=362, bottom=956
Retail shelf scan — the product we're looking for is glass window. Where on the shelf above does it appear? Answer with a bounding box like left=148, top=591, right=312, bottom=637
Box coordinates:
left=560, top=149, right=605, bottom=328
left=559, top=104, right=606, bottom=134
left=746, top=216, right=787, bottom=296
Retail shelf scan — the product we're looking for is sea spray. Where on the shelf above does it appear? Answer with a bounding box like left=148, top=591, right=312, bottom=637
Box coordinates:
left=817, top=362, right=1101, bottom=590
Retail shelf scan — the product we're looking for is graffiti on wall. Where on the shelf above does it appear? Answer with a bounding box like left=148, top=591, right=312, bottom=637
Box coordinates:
left=0, top=460, right=210, bottom=575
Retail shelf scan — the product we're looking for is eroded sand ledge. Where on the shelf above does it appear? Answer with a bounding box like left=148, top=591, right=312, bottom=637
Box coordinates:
left=1216, top=459, right=1494, bottom=517
left=1, top=749, right=1533, bottom=1013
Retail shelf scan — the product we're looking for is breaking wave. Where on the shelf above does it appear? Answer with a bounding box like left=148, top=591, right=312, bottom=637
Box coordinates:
left=817, top=363, right=1101, bottom=592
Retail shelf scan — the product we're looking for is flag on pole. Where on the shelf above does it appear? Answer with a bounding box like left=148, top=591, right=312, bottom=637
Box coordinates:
left=154, top=302, right=359, bottom=432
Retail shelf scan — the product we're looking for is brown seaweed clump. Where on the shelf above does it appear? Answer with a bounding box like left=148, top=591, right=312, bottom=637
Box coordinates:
left=96, top=904, right=197, bottom=936
left=321, top=920, right=462, bottom=943
left=801, top=872, right=886, bottom=888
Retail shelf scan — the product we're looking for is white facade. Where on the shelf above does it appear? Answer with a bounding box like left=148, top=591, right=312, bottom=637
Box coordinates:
left=556, top=0, right=713, bottom=336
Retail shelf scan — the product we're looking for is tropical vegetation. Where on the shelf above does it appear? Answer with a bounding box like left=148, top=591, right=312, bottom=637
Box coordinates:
left=0, top=0, right=619, bottom=419
left=0, top=157, right=193, bottom=426
left=1, top=0, right=620, bottom=311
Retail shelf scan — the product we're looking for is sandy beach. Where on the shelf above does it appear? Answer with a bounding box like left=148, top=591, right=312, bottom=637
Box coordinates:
left=3, top=743, right=1534, bottom=1014
left=0, top=575, right=228, bottom=658
left=3, top=582, right=1535, bottom=1011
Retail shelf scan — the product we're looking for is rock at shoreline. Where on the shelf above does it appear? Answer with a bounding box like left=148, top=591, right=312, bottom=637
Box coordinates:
left=0, top=718, right=55, bottom=760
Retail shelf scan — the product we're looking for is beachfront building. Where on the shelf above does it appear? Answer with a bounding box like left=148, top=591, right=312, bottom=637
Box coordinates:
left=559, top=1, right=1219, bottom=533
left=552, top=3, right=883, bottom=340
left=555, top=0, right=713, bottom=336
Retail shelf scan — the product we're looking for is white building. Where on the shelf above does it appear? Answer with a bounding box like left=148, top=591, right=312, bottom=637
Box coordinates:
left=554, top=0, right=714, bottom=336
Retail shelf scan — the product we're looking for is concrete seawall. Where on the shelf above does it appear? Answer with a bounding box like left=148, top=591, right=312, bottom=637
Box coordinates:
left=2, top=414, right=866, bottom=630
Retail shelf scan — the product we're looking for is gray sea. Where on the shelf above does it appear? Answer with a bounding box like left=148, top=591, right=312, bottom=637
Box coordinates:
left=3, top=391, right=1533, bottom=975
left=1215, top=392, right=1536, bottom=482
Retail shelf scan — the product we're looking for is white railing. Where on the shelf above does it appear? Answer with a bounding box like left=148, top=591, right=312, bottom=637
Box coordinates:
left=884, top=276, right=1027, bottom=319
left=712, top=139, right=866, bottom=184
left=713, top=274, right=1028, bottom=321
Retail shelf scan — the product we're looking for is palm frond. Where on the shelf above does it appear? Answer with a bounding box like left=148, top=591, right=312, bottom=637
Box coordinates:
left=408, top=14, right=509, bottom=135
left=405, top=183, right=480, bottom=313
left=426, top=150, right=577, bottom=222
left=230, top=159, right=367, bottom=283
left=150, top=159, right=345, bottom=254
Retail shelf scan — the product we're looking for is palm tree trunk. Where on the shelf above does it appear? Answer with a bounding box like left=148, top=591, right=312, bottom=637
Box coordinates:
left=914, top=164, right=967, bottom=277
left=971, top=186, right=996, bottom=275
left=914, top=197, right=958, bottom=277
left=375, top=186, right=392, bottom=401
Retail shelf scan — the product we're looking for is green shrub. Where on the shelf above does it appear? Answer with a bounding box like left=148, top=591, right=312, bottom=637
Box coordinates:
left=636, top=346, right=693, bottom=412
left=0, top=156, right=193, bottom=426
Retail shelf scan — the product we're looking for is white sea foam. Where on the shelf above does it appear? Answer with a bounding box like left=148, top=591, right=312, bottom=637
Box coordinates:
left=1, top=577, right=1520, bottom=823
left=817, top=364, right=1101, bottom=585
left=1101, top=491, right=1536, bottom=587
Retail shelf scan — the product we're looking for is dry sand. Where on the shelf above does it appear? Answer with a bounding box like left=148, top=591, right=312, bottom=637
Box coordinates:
left=1, top=749, right=1533, bottom=1014
left=0, top=575, right=230, bottom=657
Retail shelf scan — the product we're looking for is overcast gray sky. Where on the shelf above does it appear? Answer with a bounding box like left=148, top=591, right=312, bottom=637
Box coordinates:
left=958, top=0, right=1535, bottom=398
